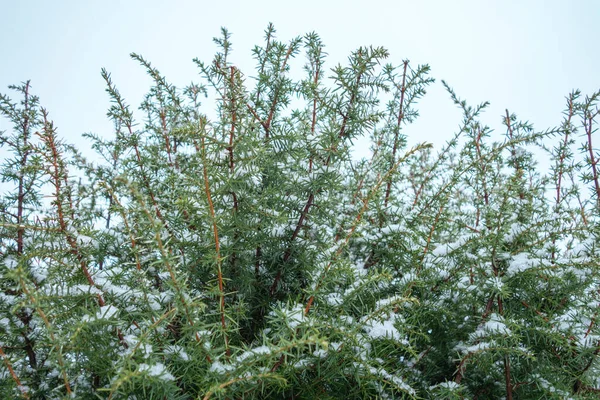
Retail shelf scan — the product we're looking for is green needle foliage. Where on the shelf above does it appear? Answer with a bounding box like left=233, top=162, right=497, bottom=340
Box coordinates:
left=1, top=25, right=599, bottom=399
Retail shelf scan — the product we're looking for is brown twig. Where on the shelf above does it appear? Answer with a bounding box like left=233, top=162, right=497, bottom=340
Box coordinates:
left=474, top=125, right=490, bottom=207
left=555, top=95, right=575, bottom=206
left=504, top=355, right=513, bottom=400
left=0, top=345, right=29, bottom=399
left=228, top=66, right=237, bottom=175
left=309, top=43, right=322, bottom=173
left=38, top=111, right=105, bottom=306
left=270, top=193, right=314, bottom=295
left=159, top=108, right=174, bottom=167
left=264, top=39, right=298, bottom=138
left=584, top=112, right=600, bottom=203
left=102, top=70, right=168, bottom=229
left=16, top=81, right=31, bottom=255
left=574, top=340, right=600, bottom=393
left=505, top=109, right=524, bottom=200
left=12, top=81, right=39, bottom=372
left=201, top=135, right=230, bottom=356
left=383, top=60, right=409, bottom=209
left=420, top=203, right=446, bottom=263
left=227, top=66, right=240, bottom=278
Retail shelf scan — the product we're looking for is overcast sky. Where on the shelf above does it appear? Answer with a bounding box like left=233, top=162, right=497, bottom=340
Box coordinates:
left=1, top=0, right=598, bottom=162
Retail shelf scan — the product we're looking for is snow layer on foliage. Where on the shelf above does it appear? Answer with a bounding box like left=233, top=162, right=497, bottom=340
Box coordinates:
left=292, top=358, right=310, bottom=369
left=379, top=224, right=403, bottom=235
left=569, top=238, right=596, bottom=257
left=313, top=348, right=328, bottom=358
left=139, top=362, right=175, bottom=381
left=141, top=343, right=153, bottom=359
left=325, top=292, right=343, bottom=306
left=272, top=303, right=305, bottom=329
left=504, top=222, right=525, bottom=242
left=367, top=318, right=400, bottom=340
left=482, top=314, right=511, bottom=334
left=429, top=381, right=460, bottom=390
left=93, top=269, right=139, bottom=299
left=532, top=374, right=571, bottom=397
left=349, top=260, right=368, bottom=278
left=507, top=252, right=538, bottom=276
left=164, top=345, right=190, bottom=361
left=454, top=341, right=493, bottom=355
left=431, top=234, right=474, bottom=257
left=375, top=295, right=405, bottom=309
left=0, top=317, right=11, bottom=330
left=553, top=306, right=599, bottom=348
left=465, top=342, right=492, bottom=353
left=97, top=305, right=119, bottom=319
left=43, top=283, right=103, bottom=297
left=209, top=361, right=235, bottom=374
left=92, top=267, right=173, bottom=311
left=487, top=276, right=504, bottom=292
left=365, top=313, right=407, bottom=343
left=356, top=363, right=415, bottom=395
left=330, top=342, right=342, bottom=351
left=470, top=313, right=511, bottom=339
left=29, top=260, right=49, bottom=283
left=3, top=255, right=48, bottom=283
left=4, top=257, right=17, bottom=269
left=122, top=335, right=139, bottom=349
left=76, top=234, right=97, bottom=248
left=236, top=345, right=271, bottom=363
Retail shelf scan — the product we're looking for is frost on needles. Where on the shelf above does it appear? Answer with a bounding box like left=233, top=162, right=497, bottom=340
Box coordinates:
left=1, top=25, right=600, bottom=399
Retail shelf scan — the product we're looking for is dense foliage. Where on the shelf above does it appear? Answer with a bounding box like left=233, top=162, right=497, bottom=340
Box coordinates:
left=1, top=25, right=599, bottom=399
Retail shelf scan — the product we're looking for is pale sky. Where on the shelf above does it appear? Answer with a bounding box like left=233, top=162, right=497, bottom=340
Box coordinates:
left=1, top=0, right=598, bottom=161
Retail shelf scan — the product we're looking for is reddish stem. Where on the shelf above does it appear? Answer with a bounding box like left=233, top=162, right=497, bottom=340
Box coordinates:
left=201, top=135, right=230, bottom=356
left=264, top=41, right=296, bottom=138
left=0, top=345, right=29, bottom=399
left=16, top=81, right=31, bottom=256
left=384, top=60, right=409, bottom=209
left=585, top=113, right=600, bottom=203
left=39, top=113, right=105, bottom=306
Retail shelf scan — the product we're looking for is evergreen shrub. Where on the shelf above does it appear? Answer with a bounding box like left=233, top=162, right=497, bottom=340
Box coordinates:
left=1, top=25, right=599, bottom=399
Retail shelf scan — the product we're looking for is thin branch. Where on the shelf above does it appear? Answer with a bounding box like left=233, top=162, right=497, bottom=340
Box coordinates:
left=201, top=134, right=230, bottom=357
left=0, top=345, right=29, bottom=399
left=383, top=60, right=409, bottom=208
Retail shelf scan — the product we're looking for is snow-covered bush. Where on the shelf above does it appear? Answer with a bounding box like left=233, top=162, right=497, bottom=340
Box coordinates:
left=1, top=25, right=599, bottom=399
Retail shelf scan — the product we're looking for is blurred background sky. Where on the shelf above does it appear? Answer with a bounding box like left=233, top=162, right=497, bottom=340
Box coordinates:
left=1, top=0, right=598, bottom=162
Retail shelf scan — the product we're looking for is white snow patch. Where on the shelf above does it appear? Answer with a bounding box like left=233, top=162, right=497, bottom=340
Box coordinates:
left=366, top=314, right=406, bottom=342
left=430, top=381, right=460, bottom=390
left=504, top=223, right=524, bottom=242
left=507, top=252, right=537, bottom=276
left=97, top=305, right=119, bottom=320
left=275, top=304, right=305, bottom=329
left=313, top=349, right=327, bottom=358
left=209, top=361, right=235, bottom=374
left=0, top=317, right=10, bottom=330
left=139, top=362, right=175, bottom=381
left=325, top=293, right=343, bottom=306
left=361, top=364, right=415, bottom=395
left=164, top=345, right=190, bottom=361
left=237, top=345, right=271, bottom=363
left=4, top=257, right=17, bottom=270
left=431, top=234, right=473, bottom=257
left=471, top=313, right=511, bottom=339
left=465, top=342, right=491, bottom=353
